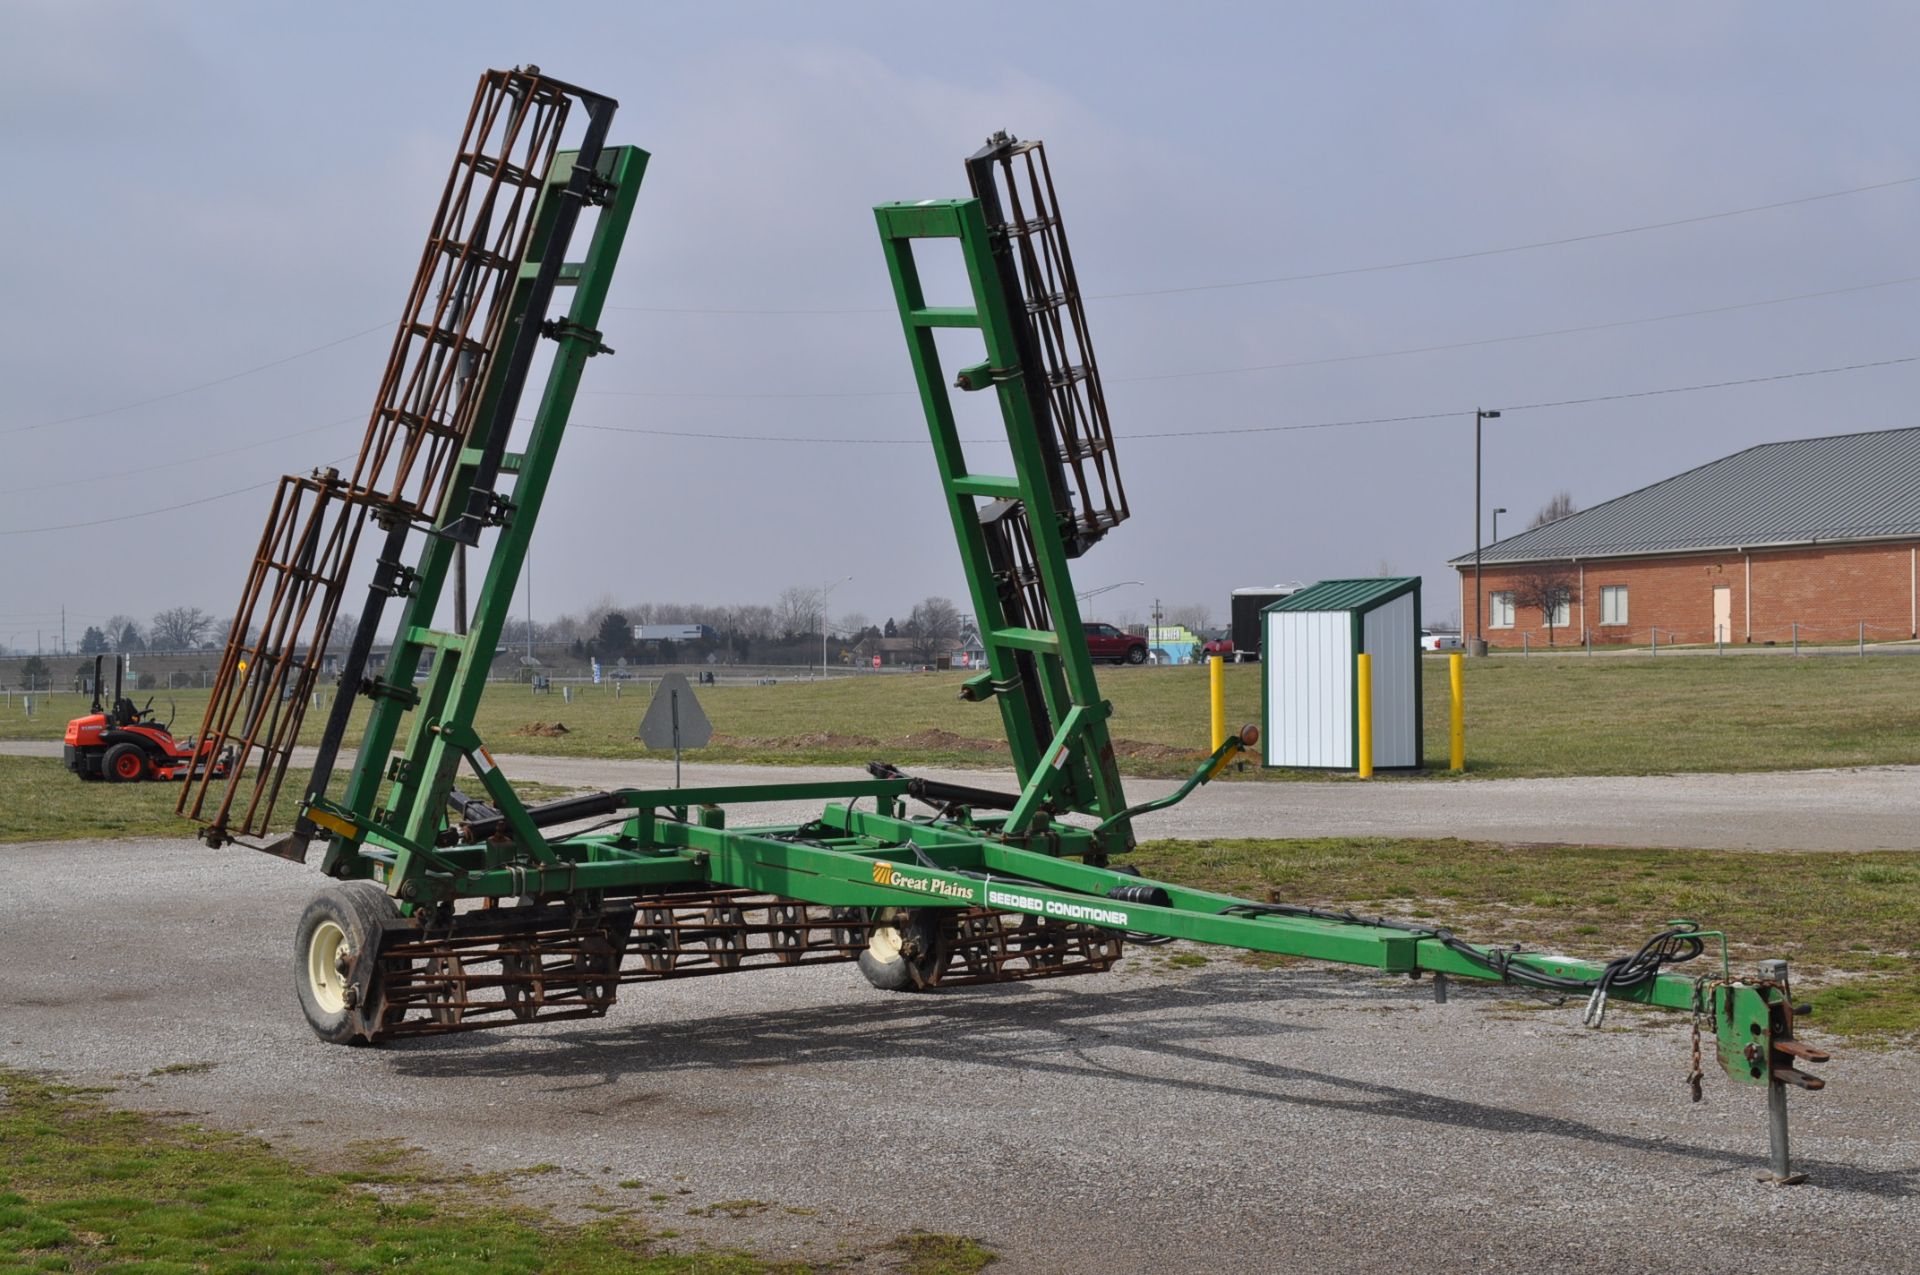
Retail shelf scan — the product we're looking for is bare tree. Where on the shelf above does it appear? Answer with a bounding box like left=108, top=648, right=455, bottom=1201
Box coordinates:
left=1512, top=563, right=1577, bottom=645
left=775, top=586, right=823, bottom=640
left=329, top=611, right=361, bottom=649
left=1163, top=604, right=1211, bottom=634
left=150, top=606, right=213, bottom=651
left=731, top=604, right=778, bottom=640
left=903, top=596, right=963, bottom=662
left=104, top=615, right=144, bottom=651
left=1528, top=490, right=1579, bottom=529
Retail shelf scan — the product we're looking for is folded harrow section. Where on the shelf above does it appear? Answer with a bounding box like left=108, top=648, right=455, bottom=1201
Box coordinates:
left=180, top=67, right=618, bottom=847
left=347, top=885, right=1119, bottom=1042
left=179, top=472, right=363, bottom=838
left=966, top=133, right=1127, bottom=558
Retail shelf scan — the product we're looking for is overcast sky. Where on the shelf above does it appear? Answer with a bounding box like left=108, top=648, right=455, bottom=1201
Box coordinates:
left=2, top=1, right=1915, bottom=651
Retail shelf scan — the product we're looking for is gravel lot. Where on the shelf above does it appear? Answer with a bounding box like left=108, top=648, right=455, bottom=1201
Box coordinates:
left=2, top=833, right=1914, bottom=1273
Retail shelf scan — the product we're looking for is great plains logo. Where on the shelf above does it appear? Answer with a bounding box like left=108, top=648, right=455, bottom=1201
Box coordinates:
left=987, top=888, right=1129, bottom=929
left=870, top=861, right=972, bottom=900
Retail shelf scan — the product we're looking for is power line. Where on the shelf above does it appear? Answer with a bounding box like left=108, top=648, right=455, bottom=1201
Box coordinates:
left=8, top=353, right=1910, bottom=536
left=604, top=173, right=1920, bottom=315
left=0, top=453, right=357, bottom=537
left=571, top=352, right=1917, bottom=446
left=1095, top=175, right=1920, bottom=300
left=0, top=478, right=286, bottom=535
left=1126, top=355, right=1920, bottom=439
left=1111, top=275, right=1920, bottom=385
left=6, top=172, right=1910, bottom=437
left=0, top=322, right=392, bottom=436
left=0, top=415, right=362, bottom=497
left=581, top=273, right=1920, bottom=401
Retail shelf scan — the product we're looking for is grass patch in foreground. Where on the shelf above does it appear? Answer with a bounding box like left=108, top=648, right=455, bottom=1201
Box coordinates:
left=1132, top=836, right=1920, bottom=1043
left=0, top=1072, right=790, bottom=1274
left=888, top=1233, right=998, bottom=1274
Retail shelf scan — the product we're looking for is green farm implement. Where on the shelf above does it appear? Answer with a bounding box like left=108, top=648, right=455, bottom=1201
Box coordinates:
left=181, top=71, right=1828, bottom=1180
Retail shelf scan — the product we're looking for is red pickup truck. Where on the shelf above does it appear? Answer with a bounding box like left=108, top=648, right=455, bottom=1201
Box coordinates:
left=1085, top=622, right=1149, bottom=665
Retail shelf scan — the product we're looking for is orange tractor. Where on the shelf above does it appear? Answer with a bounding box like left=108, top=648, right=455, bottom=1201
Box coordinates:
left=64, top=655, right=230, bottom=783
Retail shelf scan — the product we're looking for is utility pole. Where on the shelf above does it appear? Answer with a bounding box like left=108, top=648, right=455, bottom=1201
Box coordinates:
left=820, top=575, right=852, bottom=680
left=453, top=546, right=468, bottom=636
left=1473, top=408, right=1501, bottom=655
left=61, top=605, right=66, bottom=656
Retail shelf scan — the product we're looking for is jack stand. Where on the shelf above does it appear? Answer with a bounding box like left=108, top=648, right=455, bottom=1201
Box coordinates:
left=1765, top=1077, right=1804, bottom=1185
left=1758, top=958, right=1809, bottom=1185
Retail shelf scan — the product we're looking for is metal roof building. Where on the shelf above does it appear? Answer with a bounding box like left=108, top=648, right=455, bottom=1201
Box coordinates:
left=1448, top=427, right=1920, bottom=648
left=1451, top=426, right=1920, bottom=566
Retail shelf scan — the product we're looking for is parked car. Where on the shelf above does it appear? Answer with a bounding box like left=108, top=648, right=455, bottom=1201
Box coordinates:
left=1085, top=622, right=1149, bottom=665
left=1201, top=636, right=1235, bottom=659
left=1420, top=629, right=1463, bottom=652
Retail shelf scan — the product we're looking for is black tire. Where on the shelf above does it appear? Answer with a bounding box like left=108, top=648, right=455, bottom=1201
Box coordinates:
left=294, top=881, right=400, bottom=1045
left=1125, top=645, right=1148, bottom=665
left=856, top=908, right=943, bottom=992
left=102, top=742, right=148, bottom=783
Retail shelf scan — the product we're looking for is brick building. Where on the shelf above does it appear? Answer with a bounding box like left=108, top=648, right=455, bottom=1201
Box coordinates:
left=1450, top=427, right=1920, bottom=649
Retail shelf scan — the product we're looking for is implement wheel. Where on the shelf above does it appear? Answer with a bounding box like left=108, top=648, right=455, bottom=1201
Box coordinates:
left=103, top=743, right=148, bottom=783
left=294, top=882, right=400, bottom=1045
left=857, top=908, right=944, bottom=992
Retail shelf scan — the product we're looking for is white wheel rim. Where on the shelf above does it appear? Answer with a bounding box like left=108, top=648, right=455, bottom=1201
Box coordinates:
left=867, top=913, right=904, bottom=964
left=308, top=919, right=350, bottom=1015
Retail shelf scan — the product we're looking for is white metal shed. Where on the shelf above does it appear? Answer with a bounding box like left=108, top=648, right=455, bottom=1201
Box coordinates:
left=1262, top=577, right=1423, bottom=770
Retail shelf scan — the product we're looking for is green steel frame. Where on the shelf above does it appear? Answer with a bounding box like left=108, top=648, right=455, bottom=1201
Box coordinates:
left=248, top=111, right=1825, bottom=1178
left=871, top=198, right=1132, bottom=856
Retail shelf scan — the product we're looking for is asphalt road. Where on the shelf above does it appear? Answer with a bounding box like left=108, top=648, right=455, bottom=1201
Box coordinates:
left=6, top=739, right=1919, bottom=851
left=1, top=836, right=1914, bottom=1273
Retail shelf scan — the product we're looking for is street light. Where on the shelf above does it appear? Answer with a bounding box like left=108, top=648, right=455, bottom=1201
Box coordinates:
left=820, top=575, right=852, bottom=679
left=1473, top=408, right=1502, bottom=654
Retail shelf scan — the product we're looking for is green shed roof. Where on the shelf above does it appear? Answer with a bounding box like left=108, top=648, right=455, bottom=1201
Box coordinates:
left=1267, top=577, right=1419, bottom=613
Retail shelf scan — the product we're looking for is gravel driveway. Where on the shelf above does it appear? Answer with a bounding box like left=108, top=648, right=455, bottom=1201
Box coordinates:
left=2, top=835, right=1914, bottom=1273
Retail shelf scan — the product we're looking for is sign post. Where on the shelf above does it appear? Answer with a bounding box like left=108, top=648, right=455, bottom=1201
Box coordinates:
left=638, top=672, right=712, bottom=787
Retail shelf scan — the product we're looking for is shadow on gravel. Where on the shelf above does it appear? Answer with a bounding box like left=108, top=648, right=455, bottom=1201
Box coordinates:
left=386, top=966, right=1918, bottom=1201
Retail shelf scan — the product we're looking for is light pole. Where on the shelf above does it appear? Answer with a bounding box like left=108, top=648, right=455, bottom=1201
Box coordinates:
left=820, top=575, right=852, bottom=679
left=1473, top=408, right=1501, bottom=655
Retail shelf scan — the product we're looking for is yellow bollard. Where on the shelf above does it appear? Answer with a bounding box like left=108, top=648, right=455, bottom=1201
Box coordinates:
left=1356, top=652, right=1374, bottom=778
left=1209, top=655, right=1226, bottom=752
left=1449, top=651, right=1465, bottom=772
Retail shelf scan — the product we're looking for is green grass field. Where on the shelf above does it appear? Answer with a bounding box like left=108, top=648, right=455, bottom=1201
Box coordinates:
left=0, top=757, right=570, bottom=844
left=6, top=653, right=1917, bottom=779
left=1131, top=836, right=1920, bottom=1044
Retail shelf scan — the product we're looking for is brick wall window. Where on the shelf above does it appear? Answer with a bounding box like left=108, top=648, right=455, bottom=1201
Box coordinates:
left=1600, top=585, right=1629, bottom=626
left=1489, top=591, right=1515, bottom=628
left=1548, top=593, right=1570, bottom=627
